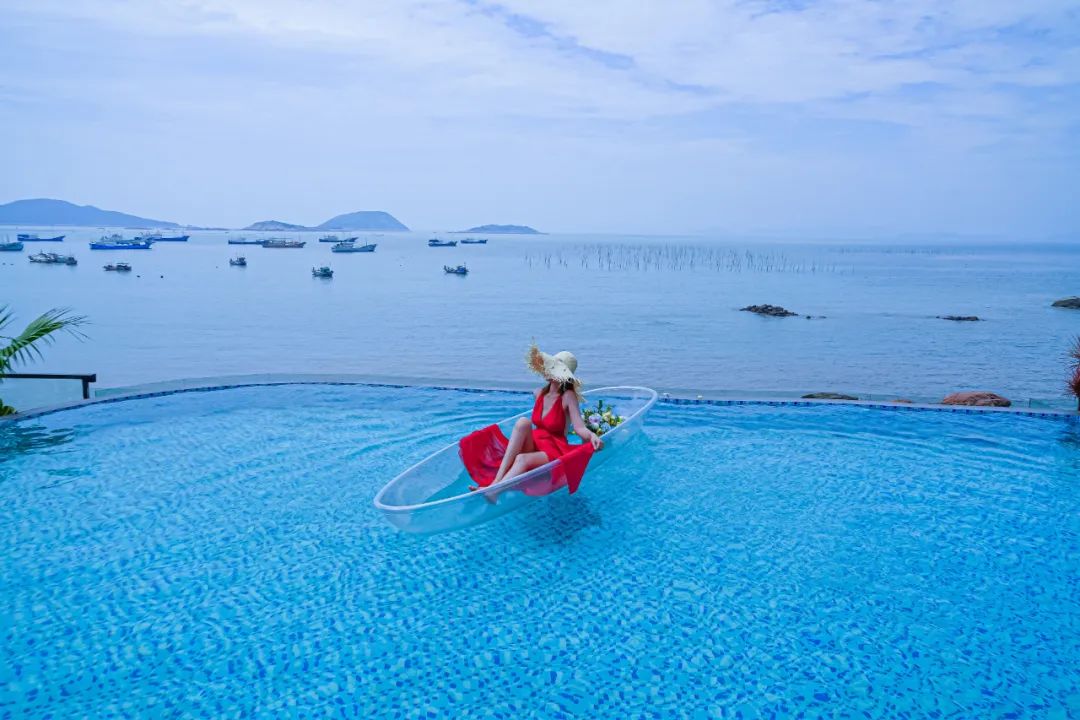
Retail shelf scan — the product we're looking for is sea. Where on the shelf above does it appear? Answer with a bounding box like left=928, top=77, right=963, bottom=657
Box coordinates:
left=2, top=227, right=1078, bottom=409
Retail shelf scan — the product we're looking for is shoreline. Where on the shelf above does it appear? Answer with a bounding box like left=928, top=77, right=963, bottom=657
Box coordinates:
left=4, top=373, right=1076, bottom=423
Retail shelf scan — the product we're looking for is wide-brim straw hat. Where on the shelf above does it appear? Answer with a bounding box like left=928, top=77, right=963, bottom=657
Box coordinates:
left=526, top=344, right=582, bottom=390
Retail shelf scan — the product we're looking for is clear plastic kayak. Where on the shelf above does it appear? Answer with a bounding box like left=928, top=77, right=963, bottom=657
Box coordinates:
left=373, top=386, right=658, bottom=535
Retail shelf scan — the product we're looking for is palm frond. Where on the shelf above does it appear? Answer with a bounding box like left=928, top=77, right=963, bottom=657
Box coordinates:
left=0, top=305, right=13, bottom=335
left=0, top=308, right=88, bottom=372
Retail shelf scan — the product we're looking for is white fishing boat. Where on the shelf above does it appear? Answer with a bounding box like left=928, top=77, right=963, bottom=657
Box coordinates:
left=332, top=241, right=376, bottom=253
left=373, top=386, right=657, bottom=535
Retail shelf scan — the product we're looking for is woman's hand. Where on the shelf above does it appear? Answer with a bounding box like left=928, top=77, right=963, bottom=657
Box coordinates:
left=590, top=433, right=604, bottom=451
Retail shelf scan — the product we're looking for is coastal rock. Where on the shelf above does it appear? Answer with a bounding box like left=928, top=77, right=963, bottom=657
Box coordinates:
left=941, top=391, right=1011, bottom=408
left=741, top=304, right=797, bottom=317
left=802, top=392, right=859, bottom=401
left=1051, top=297, right=1080, bottom=309
left=938, top=315, right=981, bottom=322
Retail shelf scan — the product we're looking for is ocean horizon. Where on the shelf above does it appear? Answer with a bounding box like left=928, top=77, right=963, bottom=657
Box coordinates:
left=3, top=226, right=1078, bottom=410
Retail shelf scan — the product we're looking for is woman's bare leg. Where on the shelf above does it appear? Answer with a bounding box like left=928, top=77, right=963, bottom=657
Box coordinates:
left=470, top=418, right=536, bottom=491
left=502, top=451, right=551, bottom=482
left=480, top=451, right=551, bottom=504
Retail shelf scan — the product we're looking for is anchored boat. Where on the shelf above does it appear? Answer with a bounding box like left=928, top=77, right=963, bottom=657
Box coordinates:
left=459, top=238, right=488, bottom=244
left=374, top=386, right=657, bottom=535
left=29, top=252, right=78, bottom=265
left=312, top=265, right=333, bottom=278
left=428, top=239, right=458, bottom=247
left=228, top=237, right=264, bottom=245
left=263, top=239, right=306, bottom=248
left=0, top=241, right=24, bottom=251
left=332, top=241, right=376, bottom=253
left=104, top=262, right=132, bottom=272
left=444, top=264, right=468, bottom=275
left=319, top=235, right=359, bottom=243
left=17, top=234, right=65, bottom=242
left=229, top=256, right=247, bottom=266
left=91, top=234, right=153, bottom=250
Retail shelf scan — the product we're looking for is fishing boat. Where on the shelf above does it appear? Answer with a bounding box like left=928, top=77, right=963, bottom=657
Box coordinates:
left=459, top=238, right=488, bottom=244
left=90, top=234, right=153, bottom=250
left=17, top=233, right=65, bottom=242
left=332, top=241, right=377, bottom=253
left=229, top=256, right=247, bottom=267
left=312, top=266, right=333, bottom=278
left=428, top=239, right=458, bottom=247
left=227, top=237, right=264, bottom=245
left=374, top=386, right=657, bottom=534
left=319, top=235, right=359, bottom=243
left=29, top=252, right=77, bottom=265
left=444, top=264, right=468, bottom=275
left=263, top=239, right=306, bottom=248
left=156, top=234, right=189, bottom=242
left=0, top=241, right=24, bottom=251
left=104, top=262, right=132, bottom=272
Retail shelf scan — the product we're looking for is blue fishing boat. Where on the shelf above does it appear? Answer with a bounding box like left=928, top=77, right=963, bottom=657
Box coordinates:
left=17, top=233, right=65, bottom=242
left=133, top=231, right=189, bottom=242
left=227, top=237, right=264, bottom=245
left=312, top=266, right=333, bottom=278
left=0, top=241, right=24, bottom=251
left=263, top=239, right=305, bottom=248
left=428, top=238, right=457, bottom=247
left=444, top=264, right=469, bottom=275
left=332, top=241, right=377, bottom=253
left=229, top=256, right=247, bottom=267
left=90, top=234, right=153, bottom=250
left=459, top=238, right=488, bottom=244
left=319, top=235, right=359, bottom=243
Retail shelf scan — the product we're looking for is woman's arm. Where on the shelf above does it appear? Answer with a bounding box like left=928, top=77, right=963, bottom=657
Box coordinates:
left=565, top=390, right=603, bottom=450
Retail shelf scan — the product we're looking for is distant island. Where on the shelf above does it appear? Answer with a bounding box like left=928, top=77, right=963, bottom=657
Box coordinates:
left=0, top=198, right=180, bottom=228
left=243, top=220, right=309, bottom=231
left=452, top=224, right=543, bottom=235
left=242, top=210, right=409, bottom=232
left=317, top=211, right=408, bottom=231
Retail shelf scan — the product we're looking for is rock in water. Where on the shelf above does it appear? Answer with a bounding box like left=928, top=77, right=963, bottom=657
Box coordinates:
left=1051, top=297, right=1080, bottom=309
left=941, top=391, right=1011, bottom=407
left=802, top=392, right=859, bottom=400
left=740, top=304, right=797, bottom=317
left=938, top=315, right=981, bottom=322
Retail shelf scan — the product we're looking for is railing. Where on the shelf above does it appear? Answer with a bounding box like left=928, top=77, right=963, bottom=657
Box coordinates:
left=0, top=373, right=97, bottom=400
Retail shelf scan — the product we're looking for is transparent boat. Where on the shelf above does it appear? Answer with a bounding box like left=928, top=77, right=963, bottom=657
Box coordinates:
left=374, top=386, right=657, bottom=535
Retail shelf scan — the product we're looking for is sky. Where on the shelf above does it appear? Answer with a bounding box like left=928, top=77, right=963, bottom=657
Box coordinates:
left=1, top=0, right=1078, bottom=237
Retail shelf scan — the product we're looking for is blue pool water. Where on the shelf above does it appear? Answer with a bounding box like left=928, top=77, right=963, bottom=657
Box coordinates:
left=1, top=384, right=1079, bottom=718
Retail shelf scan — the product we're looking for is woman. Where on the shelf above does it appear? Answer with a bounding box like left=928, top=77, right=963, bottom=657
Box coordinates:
left=459, top=345, right=603, bottom=492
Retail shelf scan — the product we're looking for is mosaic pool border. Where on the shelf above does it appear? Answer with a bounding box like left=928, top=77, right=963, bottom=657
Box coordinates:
left=3, top=374, right=1076, bottom=424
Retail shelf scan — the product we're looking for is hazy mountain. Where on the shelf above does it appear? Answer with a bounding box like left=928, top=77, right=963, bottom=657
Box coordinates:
left=0, top=198, right=180, bottom=228
left=243, top=220, right=309, bottom=231
left=317, top=211, right=408, bottom=231
left=453, top=224, right=542, bottom=234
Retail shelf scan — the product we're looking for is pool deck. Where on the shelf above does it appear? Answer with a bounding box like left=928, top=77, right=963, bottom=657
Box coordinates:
left=3, top=373, right=1077, bottom=422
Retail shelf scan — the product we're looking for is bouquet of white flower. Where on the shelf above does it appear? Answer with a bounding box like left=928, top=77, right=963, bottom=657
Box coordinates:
left=579, top=399, right=625, bottom=436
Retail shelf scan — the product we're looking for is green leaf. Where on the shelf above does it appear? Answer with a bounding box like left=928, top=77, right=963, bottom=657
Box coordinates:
left=0, top=306, right=88, bottom=374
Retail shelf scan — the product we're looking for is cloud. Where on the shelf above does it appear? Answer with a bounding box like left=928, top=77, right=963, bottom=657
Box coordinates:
left=0, top=0, right=1077, bottom=235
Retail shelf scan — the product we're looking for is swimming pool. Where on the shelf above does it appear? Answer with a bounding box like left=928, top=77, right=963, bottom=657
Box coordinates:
left=2, top=384, right=1078, bottom=717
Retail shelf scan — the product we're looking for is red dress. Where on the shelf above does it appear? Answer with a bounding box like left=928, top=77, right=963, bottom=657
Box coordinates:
left=458, top=389, right=595, bottom=494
